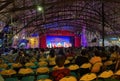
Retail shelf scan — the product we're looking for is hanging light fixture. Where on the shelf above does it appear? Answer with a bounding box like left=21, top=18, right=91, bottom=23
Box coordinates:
left=37, top=6, right=43, bottom=11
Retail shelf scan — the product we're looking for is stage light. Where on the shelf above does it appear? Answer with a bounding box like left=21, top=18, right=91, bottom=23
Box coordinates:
left=119, top=38, right=120, bottom=41
left=37, top=6, right=43, bottom=11
left=30, top=38, right=33, bottom=41
left=15, top=35, right=18, bottom=39
left=23, top=36, right=25, bottom=39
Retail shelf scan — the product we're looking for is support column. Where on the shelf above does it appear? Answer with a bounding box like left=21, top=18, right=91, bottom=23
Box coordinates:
left=102, top=2, right=105, bottom=47
left=81, top=25, right=87, bottom=47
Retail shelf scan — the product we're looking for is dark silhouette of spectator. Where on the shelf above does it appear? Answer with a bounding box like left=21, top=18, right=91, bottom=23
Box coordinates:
left=49, top=49, right=55, bottom=58
left=75, top=49, right=89, bottom=66
left=15, top=50, right=29, bottom=65
left=58, top=48, right=66, bottom=59
left=52, top=55, right=70, bottom=81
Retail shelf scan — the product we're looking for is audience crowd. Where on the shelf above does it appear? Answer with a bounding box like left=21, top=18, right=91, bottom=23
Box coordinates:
left=0, top=46, right=120, bottom=81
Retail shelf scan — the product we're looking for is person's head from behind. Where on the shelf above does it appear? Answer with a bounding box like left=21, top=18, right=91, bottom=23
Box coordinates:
left=49, top=49, right=55, bottom=57
left=55, top=55, right=66, bottom=67
left=40, top=48, right=44, bottom=54
left=58, top=48, right=65, bottom=56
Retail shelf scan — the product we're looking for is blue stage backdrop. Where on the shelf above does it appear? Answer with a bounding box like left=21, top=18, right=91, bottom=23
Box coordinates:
left=46, top=36, right=74, bottom=48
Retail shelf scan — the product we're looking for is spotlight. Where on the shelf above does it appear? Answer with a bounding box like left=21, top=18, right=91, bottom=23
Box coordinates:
left=37, top=6, right=43, bottom=11
left=119, top=38, right=120, bottom=41
left=15, top=35, right=18, bottom=39
left=23, top=36, right=25, bottom=39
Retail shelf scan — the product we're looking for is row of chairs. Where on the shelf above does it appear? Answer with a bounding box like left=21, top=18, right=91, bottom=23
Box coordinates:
left=3, top=69, right=120, bottom=81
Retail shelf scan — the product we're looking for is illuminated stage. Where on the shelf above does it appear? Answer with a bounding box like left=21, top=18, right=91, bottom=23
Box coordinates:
left=46, top=36, right=72, bottom=48
left=12, top=30, right=81, bottom=48
left=39, top=30, right=81, bottom=48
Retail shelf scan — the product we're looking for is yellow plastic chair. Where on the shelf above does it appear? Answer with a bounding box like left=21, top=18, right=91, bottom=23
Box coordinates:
left=68, top=64, right=79, bottom=71
left=79, top=73, right=97, bottom=81
left=80, top=63, right=92, bottom=69
left=38, top=78, right=52, bottom=81
left=36, top=67, right=49, bottom=74
left=18, top=68, right=34, bottom=75
left=114, top=69, right=120, bottom=75
left=91, top=62, right=103, bottom=73
left=60, top=76, right=77, bottom=81
left=98, top=70, right=113, bottom=78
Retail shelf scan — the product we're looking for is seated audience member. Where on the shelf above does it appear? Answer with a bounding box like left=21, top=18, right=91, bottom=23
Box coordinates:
left=47, top=49, right=56, bottom=61
left=66, top=48, right=74, bottom=57
left=75, top=49, right=89, bottom=66
left=74, top=49, right=90, bottom=76
left=75, top=55, right=89, bottom=66
left=58, top=48, right=65, bottom=56
left=37, top=48, right=46, bottom=61
left=52, top=55, right=70, bottom=81
left=89, top=50, right=102, bottom=64
left=15, top=50, right=29, bottom=65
